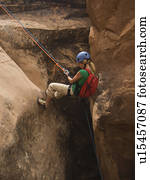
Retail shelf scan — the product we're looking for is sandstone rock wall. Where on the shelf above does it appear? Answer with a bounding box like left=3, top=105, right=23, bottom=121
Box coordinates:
left=87, top=0, right=135, bottom=180
left=0, top=4, right=101, bottom=179
left=0, top=0, right=86, bottom=8
left=0, top=5, right=89, bottom=89
left=0, top=46, right=100, bottom=179
left=0, top=47, right=67, bottom=180
left=0, top=1, right=85, bottom=15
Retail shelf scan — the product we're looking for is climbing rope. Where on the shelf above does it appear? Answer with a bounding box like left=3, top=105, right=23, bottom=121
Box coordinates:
left=0, top=2, right=69, bottom=75
left=81, top=99, right=103, bottom=180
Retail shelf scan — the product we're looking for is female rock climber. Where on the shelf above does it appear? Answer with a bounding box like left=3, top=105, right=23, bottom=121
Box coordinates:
left=37, top=51, right=96, bottom=108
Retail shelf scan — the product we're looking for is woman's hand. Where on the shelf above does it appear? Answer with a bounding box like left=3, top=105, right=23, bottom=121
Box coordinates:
left=67, top=76, right=73, bottom=83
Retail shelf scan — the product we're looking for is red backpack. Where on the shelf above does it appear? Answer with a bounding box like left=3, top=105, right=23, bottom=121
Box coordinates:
left=79, top=68, right=99, bottom=98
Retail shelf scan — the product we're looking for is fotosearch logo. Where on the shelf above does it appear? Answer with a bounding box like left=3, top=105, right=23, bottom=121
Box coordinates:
left=137, top=17, right=146, bottom=99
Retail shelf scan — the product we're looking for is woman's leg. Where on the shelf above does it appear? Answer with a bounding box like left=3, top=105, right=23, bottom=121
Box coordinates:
left=46, top=82, right=72, bottom=99
left=38, top=83, right=73, bottom=108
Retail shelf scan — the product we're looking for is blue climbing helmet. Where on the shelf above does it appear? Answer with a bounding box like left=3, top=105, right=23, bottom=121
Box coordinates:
left=76, top=51, right=90, bottom=63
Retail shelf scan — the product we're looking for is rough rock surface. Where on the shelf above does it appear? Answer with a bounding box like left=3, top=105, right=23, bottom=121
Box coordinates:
left=0, top=0, right=135, bottom=179
left=0, top=48, right=100, bottom=180
left=0, top=3, right=101, bottom=180
left=0, top=5, right=90, bottom=89
left=0, top=0, right=86, bottom=12
left=87, top=0, right=135, bottom=179
left=0, top=47, right=70, bottom=180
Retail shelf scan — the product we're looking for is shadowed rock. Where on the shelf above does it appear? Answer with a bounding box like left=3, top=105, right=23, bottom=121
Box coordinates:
left=87, top=0, right=135, bottom=179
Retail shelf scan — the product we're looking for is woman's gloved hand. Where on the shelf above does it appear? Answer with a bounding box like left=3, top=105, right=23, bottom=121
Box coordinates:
left=64, top=69, right=70, bottom=76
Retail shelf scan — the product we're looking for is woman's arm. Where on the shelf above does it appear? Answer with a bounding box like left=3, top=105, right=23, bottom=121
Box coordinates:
left=67, top=71, right=81, bottom=84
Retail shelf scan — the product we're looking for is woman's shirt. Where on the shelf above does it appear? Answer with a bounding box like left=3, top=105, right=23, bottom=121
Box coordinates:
left=72, top=69, right=89, bottom=95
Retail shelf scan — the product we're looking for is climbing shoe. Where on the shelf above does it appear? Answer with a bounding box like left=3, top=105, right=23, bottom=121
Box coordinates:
left=37, top=97, right=46, bottom=108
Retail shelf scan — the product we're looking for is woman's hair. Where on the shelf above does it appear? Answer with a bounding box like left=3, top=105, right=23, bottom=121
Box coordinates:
left=82, top=59, right=96, bottom=74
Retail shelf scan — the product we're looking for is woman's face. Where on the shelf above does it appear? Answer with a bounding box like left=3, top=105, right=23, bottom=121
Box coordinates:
left=78, top=63, right=84, bottom=68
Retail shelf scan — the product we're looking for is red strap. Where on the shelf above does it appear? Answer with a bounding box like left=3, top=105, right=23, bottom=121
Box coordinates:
left=85, top=68, right=92, bottom=75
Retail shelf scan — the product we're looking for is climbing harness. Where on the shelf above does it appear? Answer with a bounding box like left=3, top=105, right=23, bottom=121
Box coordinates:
left=81, top=99, right=103, bottom=180
left=0, top=2, right=69, bottom=76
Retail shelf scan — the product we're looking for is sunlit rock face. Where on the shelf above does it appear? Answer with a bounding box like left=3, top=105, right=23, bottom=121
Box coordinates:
left=0, top=47, right=68, bottom=180
left=87, top=0, right=135, bottom=179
